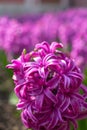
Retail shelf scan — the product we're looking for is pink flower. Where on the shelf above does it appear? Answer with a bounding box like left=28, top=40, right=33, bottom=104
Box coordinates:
left=7, top=41, right=87, bottom=130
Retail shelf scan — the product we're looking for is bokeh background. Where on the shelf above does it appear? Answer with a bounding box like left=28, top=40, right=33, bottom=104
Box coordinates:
left=0, top=0, right=87, bottom=130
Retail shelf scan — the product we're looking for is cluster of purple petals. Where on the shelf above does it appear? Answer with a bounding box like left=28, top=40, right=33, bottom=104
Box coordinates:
left=7, top=42, right=87, bottom=130
left=56, top=8, right=87, bottom=70
left=0, top=17, right=36, bottom=60
left=31, top=8, right=87, bottom=70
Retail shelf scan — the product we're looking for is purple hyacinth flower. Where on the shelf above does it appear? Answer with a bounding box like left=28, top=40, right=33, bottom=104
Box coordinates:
left=6, top=41, right=87, bottom=130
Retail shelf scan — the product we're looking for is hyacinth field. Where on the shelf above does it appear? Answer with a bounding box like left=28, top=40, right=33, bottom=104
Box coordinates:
left=0, top=8, right=87, bottom=130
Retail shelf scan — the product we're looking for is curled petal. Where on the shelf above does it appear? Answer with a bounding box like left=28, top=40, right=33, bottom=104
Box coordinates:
left=44, top=89, right=57, bottom=104
left=35, top=94, right=44, bottom=111
left=27, top=105, right=37, bottom=122
left=50, top=42, right=63, bottom=53
left=60, top=97, right=70, bottom=112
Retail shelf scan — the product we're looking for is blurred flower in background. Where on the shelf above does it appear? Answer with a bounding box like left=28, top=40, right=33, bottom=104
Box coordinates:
left=1, top=8, right=87, bottom=71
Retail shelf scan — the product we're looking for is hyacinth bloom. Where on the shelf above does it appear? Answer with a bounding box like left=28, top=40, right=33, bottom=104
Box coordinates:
left=7, top=41, right=87, bottom=130
left=4, top=20, right=35, bottom=60
left=0, top=17, right=35, bottom=60
left=0, top=17, right=9, bottom=49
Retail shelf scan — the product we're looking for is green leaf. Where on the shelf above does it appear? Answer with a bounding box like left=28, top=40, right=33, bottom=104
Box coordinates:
left=83, top=68, right=87, bottom=85
left=78, top=119, right=87, bottom=130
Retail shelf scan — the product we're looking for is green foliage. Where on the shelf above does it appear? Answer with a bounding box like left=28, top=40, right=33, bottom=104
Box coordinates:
left=0, top=50, right=12, bottom=78
left=78, top=119, right=87, bottom=130
left=9, top=91, right=18, bottom=105
left=83, top=68, right=87, bottom=85
left=0, top=50, right=7, bottom=66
